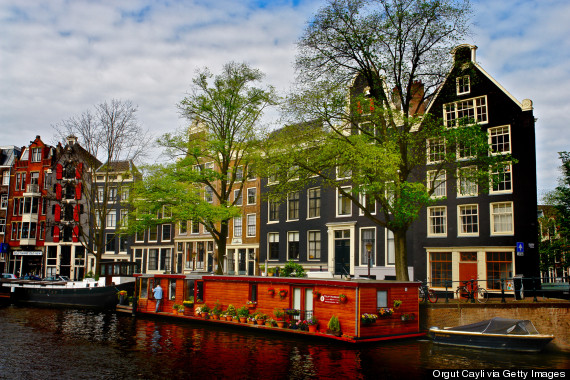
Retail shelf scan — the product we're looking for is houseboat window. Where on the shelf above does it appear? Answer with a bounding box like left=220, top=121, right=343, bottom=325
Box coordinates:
left=140, top=278, right=148, bottom=299
left=185, top=280, right=194, bottom=302
left=196, top=281, right=204, bottom=302
left=169, top=279, right=176, bottom=300
left=377, top=290, right=387, bottom=308
left=250, top=283, right=258, bottom=302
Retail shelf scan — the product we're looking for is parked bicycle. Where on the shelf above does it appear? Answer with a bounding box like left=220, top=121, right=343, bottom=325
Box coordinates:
left=418, top=281, right=438, bottom=303
left=455, top=280, right=488, bottom=303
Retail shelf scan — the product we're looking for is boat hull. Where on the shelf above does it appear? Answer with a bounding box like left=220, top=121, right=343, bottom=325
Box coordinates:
left=430, top=328, right=554, bottom=352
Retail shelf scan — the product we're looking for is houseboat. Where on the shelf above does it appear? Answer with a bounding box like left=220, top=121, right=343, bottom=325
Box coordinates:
left=133, top=274, right=423, bottom=343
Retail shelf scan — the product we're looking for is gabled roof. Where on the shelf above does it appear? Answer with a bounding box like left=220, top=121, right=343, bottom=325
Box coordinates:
left=96, top=160, right=138, bottom=174
left=0, top=146, right=20, bottom=167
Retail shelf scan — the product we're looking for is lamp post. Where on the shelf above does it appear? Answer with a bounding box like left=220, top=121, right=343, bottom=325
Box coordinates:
left=365, top=241, right=373, bottom=278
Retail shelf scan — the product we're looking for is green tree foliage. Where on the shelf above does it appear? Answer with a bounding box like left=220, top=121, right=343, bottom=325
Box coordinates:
left=129, top=62, right=276, bottom=274
left=261, top=0, right=508, bottom=280
left=280, top=260, right=307, bottom=277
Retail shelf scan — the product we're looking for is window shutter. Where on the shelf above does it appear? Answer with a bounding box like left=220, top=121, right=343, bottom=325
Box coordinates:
left=75, top=163, right=83, bottom=179
left=54, top=204, right=61, bottom=222
left=72, top=226, right=79, bottom=242
left=357, top=101, right=362, bottom=114
left=369, top=98, right=374, bottom=112
left=53, top=226, right=60, bottom=243
left=73, top=204, right=80, bottom=221
left=75, top=182, right=82, bottom=200
left=56, top=164, right=63, bottom=180
left=55, top=184, right=62, bottom=200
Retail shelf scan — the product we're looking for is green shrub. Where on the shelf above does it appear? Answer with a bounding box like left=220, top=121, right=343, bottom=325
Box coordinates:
left=328, top=315, right=340, bottom=332
left=280, top=260, right=306, bottom=277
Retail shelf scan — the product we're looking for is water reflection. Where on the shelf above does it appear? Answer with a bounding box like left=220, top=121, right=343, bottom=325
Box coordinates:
left=0, top=306, right=567, bottom=380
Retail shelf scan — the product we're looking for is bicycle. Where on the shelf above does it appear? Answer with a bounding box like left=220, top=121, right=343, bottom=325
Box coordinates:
left=418, top=281, right=438, bottom=303
left=455, top=280, right=488, bottom=303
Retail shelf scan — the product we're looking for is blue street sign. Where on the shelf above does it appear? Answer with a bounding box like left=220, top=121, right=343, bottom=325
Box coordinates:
left=516, top=242, right=524, bottom=256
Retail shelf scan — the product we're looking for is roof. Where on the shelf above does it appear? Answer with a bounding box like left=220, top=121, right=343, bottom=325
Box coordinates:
left=0, top=146, right=20, bottom=167
left=96, top=160, right=137, bottom=173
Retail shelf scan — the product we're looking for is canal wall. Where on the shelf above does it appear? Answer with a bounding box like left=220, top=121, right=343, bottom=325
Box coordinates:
left=420, top=301, right=570, bottom=352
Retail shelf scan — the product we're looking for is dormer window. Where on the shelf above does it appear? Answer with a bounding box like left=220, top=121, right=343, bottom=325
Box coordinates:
left=31, top=148, right=42, bottom=162
left=456, top=75, right=470, bottom=95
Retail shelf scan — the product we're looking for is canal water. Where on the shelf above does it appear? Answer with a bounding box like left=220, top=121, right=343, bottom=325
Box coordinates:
left=0, top=306, right=567, bottom=379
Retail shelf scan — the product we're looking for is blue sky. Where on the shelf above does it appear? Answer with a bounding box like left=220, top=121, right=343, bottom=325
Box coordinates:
left=1, top=0, right=568, bottom=198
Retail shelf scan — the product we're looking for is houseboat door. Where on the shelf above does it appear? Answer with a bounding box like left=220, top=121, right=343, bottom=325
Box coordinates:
left=334, top=230, right=350, bottom=276
left=292, top=287, right=314, bottom=321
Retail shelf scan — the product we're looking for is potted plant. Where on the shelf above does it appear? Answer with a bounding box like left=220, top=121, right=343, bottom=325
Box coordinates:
left=265, top=318, right=275, bottom=327
left=339, top=294, right=347, bottom=303
left=267, top=267, right=275, bottom=277
left=172, top=304, right=180, bottom=314
left=246, top=300, right=257, bottom=308
left=393, top=300, right=402, bottom=309
left=226, top=304, right=236, bottom=321
left=307, top=316, right=318, bottom=333
left=200, top=304, right=210, bottom=318
left=378, top=307, right=394, bottom=317
left=256, top=313, right=267, bottom=325
left=361, top=313, right=378, bottom=325
left=278, top=289, right=288, bottom=300
left=237, top=306, right=249, bottom=323
left=194, top=306, right=202, bottom=316
left=401, top=313, right=415, bottom=322
left=326, top=315, right=341, bottom=337
left=274, top=308, right=285, bottom=328
left=313, top=291, right=321, bottom=299
left=247, top=315, right=256, bottom=324
left=267, top=288, right=275, bottom=296
left=211, top=301, right=222, bottom=320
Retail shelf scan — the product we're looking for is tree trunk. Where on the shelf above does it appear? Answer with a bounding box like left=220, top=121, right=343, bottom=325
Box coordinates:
left=214, top=221, right=229, bottom=275
left=393, top=229, right=410, bottom=281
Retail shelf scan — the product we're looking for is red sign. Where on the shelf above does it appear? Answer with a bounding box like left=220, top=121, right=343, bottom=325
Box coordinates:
left=320, top=294, right=340, bottom=304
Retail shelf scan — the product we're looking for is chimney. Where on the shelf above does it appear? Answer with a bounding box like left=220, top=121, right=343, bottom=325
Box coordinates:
left=66, top=135, right=78, bottom=146
left=409, top=80, right=425, bottom=116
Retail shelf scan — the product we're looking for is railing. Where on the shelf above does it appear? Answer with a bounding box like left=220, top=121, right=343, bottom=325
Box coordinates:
left=284, top=308, right=313, bottom=322
left=420, top=275, right=570, bottom=303
left=25, top=184, right=40, bottom=193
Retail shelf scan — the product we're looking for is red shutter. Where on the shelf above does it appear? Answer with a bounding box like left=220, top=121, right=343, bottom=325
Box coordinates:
left=75, top=163, right=83, bottom=179
left=56, top=164, right=63, bottom=180
left=54, top=204, right=61, bottom=222
left=55, top=184, right=62, bottom=200
left=357, top=101, right=362, bottom=114
left=369, top=98, right=374, bottom=112
left=73, top=204, right=80, bottom=221
left=75, top=182, right=82, bottom=200
left=72, top=226, right=79, bottom=242
left=53, top=226, right=60, bottom=243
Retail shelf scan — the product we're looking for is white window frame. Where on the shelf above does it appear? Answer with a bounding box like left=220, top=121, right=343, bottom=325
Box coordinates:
left=106, top=211, right=116, bottom=229
left=458, top=204, right=479, bottom=237
left=307, top=187, right=321, bottom=219
left=287, top=191, right=300, bottom=221
left=488, top=125, right=511, bottom=155
left=456, top=75, right=470, bottom=95
left=268, top=232, right=279, bottom=261
left=148, top=226, right=159, bottom=242
left=385, top=228, right=395, bottom=266
left=246, top=214, right=256, bottom=237
left=490, top=163, right=512, bottom=194
left=287, top=231, right=300, bottom=261
left=457, top=166, right=478, bottom=197
left=179, top=221, right=188, bottom=235
left=0, top=194, right=7, bottom=210
left=359, top=227, right=376, bottom=267
left=307, top=230, right=321, bottom=261
left=234, top=189, right=242, bottom=206
left=247, top=187, right=256, bottom=205
left=31, top=147, right=42, bottom=162
left=2, top=171, right=9, bottom=186
left=161, top=224, right=171, bottom=241
left=336, top=186, right=352, bottom=217
left=233, top=217, right=242, bottom=238
left=204, top=186, right=214, bottom=203
left=359, top=192, right=376, bottom=215
left=427, top=138, right=445, bottom=164
left=443, top=95, right=488, bottom=128
left=268, top=200, right=279, bottom=223
left=427, top=170, right=446, bottom=198
left=0, top=218, right=5, bottom=234
left=120, top=209, right=128, bottom=227
left=490, top=202, right=514, bottom=236
left=336, top=165, right=352, bottom=180
left=427, top=206, right=447, bottom=237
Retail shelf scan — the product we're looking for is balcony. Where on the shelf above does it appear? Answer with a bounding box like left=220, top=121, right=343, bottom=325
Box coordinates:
left=24, top=184, right=40, bottom=195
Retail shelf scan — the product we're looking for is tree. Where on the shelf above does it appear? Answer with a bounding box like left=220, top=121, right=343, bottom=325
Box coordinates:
left=52, top=99, right=149, bottom=277
left=262, top=0, right=507, bottom=280
left=130, top=62, right=276, bottom=275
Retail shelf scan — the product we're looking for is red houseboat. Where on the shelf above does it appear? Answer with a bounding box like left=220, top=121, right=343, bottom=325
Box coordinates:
left=134, top=274, right=423, bottom=343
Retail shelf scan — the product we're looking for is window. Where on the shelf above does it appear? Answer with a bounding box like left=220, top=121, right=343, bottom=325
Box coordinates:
left=179, top=220, right=187, bottom=234
left=268, top=201, right=279, bottom=222
left=2, top=171, right=9, bottom=186
left=457, top=141, right=475, bottom=160
left=149, top=226, right=158, bottom=241
left=108, top=187, right=117, bottom=202
left=427, top=170, right=446, bottom=198
left=148, top=249, right=159, bottom=270
left=386, top=229, right=395, bottom=265
left=249, top=283, right=258, bottom=302
left=336, top=165, right=351, bottom=180
left=191, top=220, right=199, bottom=234
left=491, top=202, right=514, bottom=235
left=288, top=232, right=299, bottom=260
left=121, top=186, right=129, bottom=201
left=0, top=218, right=5, bottom=234
left=120, top=209, right=128, bottom=227
left=235, top=166, right=243, bottom=182
left=247, top=188, right=256, bottom=205
left=308, top=231, right=321, bottom=260
left=427, top=138, right=445, bottom=163
left=430, top=252, right=452, bottom=287
left=359, top=193, right=376, bottom=215
left=135, top=230, right=145, bottom=242
left=490, top=163, right=512, bottom=193
left=486, top=252, right=513, bottom=290
left=360, top=228, right=375, bottom=266
left=458, top=205, right=479, bottom=236
left=233, top=217, right=242, bottom=237
left=105, top=233, right=114, bottom=252
left=489, top=126, right=511, bottom=154
left=246, top=214, right=256, bottom=237
left=162, top=224, right=171, bottom=241
left=456, top=75, right=470, bottom=95
left=234, top=189, right=242, bottom=206
left=268, top=233, right=279, bottom=260
left=308, top=187, right=321, bottom=218
left=205, top=186, right=214, bottom=203
left=337, top=186, right=352, bottom=216
left=376, top=290, right=387, bottom=308
left=287, top=191, right=300, bottom=220
left=97, top=187, right=105, bottom=202
left=31, top=147, right=42, bottom=162
left=169, top=279, right=176, bottom=301
left=428, top=206, right=447, bottom=237
left=106, top=212, right=116, bottom=228
left=457, top=166, right=478, bottom=197
left=119, top=236, right=128, bottom=252
left=0, top=194, right=7, bottom=209
left=444, top=96, right=488, bottom=128
left=30, top=172, right=39, bottom=185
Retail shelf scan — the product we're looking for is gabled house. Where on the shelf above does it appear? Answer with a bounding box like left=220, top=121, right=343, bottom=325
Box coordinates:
left=0, top=145, right=21, bottom=273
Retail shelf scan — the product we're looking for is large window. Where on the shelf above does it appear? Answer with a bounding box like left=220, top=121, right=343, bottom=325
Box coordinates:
left=360, top=228, right=375, bottom=266
left=491, top=202, right=514, bottom=235
left=430, top=252, right=452, bottom=287
left=386, top=229, right=395, bottom=265
left=427, top=170, right=446, bottom=198
left=105, top=233, right=114, bottom=252
left=148, top=249, right=159, bottom=270
left=308, top=187, right=321, bottom=219
left=287, top=191, right=300, bottom=220
left=162, top=224, right=171, bottom=241
left=337, top=186, right=352, bottom=216
left=246, top=214, right=256, bottom=237
left=268, top=201, right=279, bottom=222
left=308, top=231, right=321, bottom=260
left=457, top=166, right=478, bottom=197
left=489, top=126, right=511, bottom=154
left=428, top=206, right=447, bottom=237
left=486, top=252, right=513, bottom=290
left=288, top=231, right=299, bottom=260
left=31, top=147, right=42, bottom=162
left=458, top=204, right=479, bottom=236
left=191, top=220, right=200, bottom=234
left=247, top=188, right=256, bottom=205
left=106, top=212, right=116, bottom=229
left=148, top=226, right=158, bottom=241
left=456, top=75, right=470, bottom=95
left=360, top=193, right=376, bottom=215
left=444, top=95, right=488, bottom=128
left=268, top=233, right=279, bottom=260
left=234, top=189, right=242, bottom=206
left=233, top=217, right=242, bottom=237
left=427, top=138, right=445, bottom=164
left=490, top=163, right=512, bottom=193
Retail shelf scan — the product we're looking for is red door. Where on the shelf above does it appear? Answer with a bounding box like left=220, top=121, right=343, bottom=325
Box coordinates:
left=458, top=252, right=478, bottom=299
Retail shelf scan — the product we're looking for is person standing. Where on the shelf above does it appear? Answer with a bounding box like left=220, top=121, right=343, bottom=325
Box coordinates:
left=153, top=284, right=163, bottom=312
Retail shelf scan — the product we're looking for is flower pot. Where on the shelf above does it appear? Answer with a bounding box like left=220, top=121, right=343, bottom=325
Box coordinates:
left=212, top=314, right=220, bottom=320
left=308, top=325, right=317, bottom=333
left=265, top=321, right=272, bottom=327
left=226, top=316, right=233, bottom=321
left=239, top=317, right=247, bottom=323
left=202, top=312, right=209, bottom=319
left=277, top=321, right=285, bottom=328
left=256, top=319, right=265, bottom=325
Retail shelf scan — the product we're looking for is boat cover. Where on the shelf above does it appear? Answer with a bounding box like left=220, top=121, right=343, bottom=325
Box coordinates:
left=446, top=317, right=540, bottom=335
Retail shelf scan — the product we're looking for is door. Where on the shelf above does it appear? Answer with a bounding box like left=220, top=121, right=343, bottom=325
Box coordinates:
left=334, top=239, right=350, bottom=275
left=60, top=246, right=71, bottom=277
left=458, top=252, right=478, bottom=299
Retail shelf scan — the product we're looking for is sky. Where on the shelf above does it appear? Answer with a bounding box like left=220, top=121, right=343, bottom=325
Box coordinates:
left=1, top=0, right=569, bottom=199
